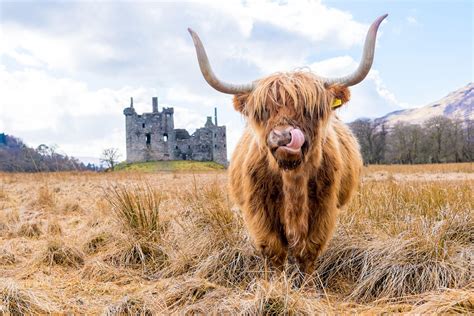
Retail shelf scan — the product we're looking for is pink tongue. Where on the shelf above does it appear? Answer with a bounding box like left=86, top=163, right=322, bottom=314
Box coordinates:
left=286, top=128, right=305, bottom=150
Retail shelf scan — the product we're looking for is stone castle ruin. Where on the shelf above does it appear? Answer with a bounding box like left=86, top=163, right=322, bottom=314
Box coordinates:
left=123, top=97, right=227, bottom=166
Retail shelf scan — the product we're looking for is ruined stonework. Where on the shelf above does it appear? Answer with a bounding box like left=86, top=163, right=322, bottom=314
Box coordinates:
left=123, top=97, right=228, bottom=166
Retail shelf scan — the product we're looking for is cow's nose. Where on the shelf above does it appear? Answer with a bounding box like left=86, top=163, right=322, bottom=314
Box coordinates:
left=268, top=127, right=292, bottom=147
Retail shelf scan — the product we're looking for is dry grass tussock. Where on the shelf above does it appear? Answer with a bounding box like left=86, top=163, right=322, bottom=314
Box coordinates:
left=40, top=240, right=85, bottom=268
left=103, top=184, right=167, bottom=273
left=16, top=221, right=43, bottom=238
left=104, top=294, right=160, bottom=316
left=0, top=278, right=55, bottom=314
left=0, top=166, right=472, bottom=313
left=32, top=186, right=56, bottom=209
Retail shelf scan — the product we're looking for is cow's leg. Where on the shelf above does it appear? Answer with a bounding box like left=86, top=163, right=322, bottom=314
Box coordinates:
left=281, top=172, right=310, bottom=260
left=242, top=204, right=287, bottom=268
left=302, top=200, right=338, bottom=276
left=243, top=160, right=287, bottom=268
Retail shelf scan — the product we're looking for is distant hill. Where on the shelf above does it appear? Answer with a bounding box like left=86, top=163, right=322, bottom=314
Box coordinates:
left=115, top=160, right=225, bottom=172
left=377, top=83, right=473, bottom=126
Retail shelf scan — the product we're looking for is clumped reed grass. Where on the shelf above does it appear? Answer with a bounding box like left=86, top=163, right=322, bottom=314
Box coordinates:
left=61, top=202, right=82, bottom=213
left=0, top=186, right=7, bottom=200
left=0, top=249, right=17, bottom=265
left=0, top=278, right=54, bottom=314
left=47, top=220, right=62, bottom=235
left=0, top=209, right=19, bottom=237
left=84, top=231, right=112, bottom=254
left=161, top=277, right=220, bottom=309
left=106, top=183, right=164, bottom=240
left=41, top=240, right=85, bottom=268
left=104, top=295, right=157, bottom=316
left=81, top=261, right=134, bottom=284
left=104, top=183, right=167, bottom=272
left=411, top=288, right=474, bottom=314
left=2, top=208, right=19, bottom=224
left=33, top=186, right=55, bottom=209
left=17, top=221, right=42, bottom=238
left=105, top=239, right=166, bottom=270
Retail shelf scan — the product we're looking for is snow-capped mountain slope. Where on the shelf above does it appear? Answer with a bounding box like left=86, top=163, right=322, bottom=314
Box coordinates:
left=377, top=83, right=473, bottom=126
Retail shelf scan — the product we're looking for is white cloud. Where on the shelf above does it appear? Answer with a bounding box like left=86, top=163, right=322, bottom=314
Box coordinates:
left=203, top=0, right=367, bottom=48
left=406, top=16, right=419, bottom=25
left=0, top=22, right=120, bottom=74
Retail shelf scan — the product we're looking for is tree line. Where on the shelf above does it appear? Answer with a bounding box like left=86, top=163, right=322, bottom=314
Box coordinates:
left=349, top=116, right=473, bottom=164
left=0, top=134, right=100, bottom=172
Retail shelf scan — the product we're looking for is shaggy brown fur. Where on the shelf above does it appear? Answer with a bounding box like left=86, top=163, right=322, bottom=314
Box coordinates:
left=229, top=71, right=362, bottom=273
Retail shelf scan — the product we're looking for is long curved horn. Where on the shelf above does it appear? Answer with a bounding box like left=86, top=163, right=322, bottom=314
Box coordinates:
left=188, top=28, right=255, bottom=94
left=322, top=14, right=388, bottom=87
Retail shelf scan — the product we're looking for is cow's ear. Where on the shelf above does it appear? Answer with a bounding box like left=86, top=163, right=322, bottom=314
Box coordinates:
left=233, top=93, right=249, bottom=113
left=327, top=84, right=351, bottom=110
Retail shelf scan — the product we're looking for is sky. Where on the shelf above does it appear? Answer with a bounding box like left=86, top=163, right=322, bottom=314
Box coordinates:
left=0, top=0, right=472, bottom=161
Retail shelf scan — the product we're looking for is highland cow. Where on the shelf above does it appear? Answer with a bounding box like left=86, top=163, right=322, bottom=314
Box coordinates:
left=188, top=14, right=387, bottom=273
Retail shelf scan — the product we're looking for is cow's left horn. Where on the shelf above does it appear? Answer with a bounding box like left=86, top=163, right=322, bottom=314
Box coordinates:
left=188, top=28, right=255, bottom=94
left=321, top=14, right=388, bottom=87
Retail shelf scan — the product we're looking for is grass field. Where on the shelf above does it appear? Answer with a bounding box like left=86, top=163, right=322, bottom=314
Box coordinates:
left=0, top=163, right=473, bottom=313
left=115, top=160, right=225, bottom=172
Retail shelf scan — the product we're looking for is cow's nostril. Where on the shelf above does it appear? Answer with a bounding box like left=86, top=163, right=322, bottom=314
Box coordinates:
left=277, top=136, right=291, bottom=146
left=272, top=130, right=292, bottom=146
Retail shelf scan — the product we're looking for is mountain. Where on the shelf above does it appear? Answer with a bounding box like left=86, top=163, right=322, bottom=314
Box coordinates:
left=376, top=83, right=473, bottom=126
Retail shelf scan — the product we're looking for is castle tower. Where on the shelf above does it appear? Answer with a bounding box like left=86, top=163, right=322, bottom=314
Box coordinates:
left=209, top=107, right=227, bottom=166
left=123, top=97, right=137, bottom=161
left=152, top=97, right=158, bottom=113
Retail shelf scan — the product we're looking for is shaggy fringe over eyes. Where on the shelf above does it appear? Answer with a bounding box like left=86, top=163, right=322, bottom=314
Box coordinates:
left=247, top=71, right=332, bottom=119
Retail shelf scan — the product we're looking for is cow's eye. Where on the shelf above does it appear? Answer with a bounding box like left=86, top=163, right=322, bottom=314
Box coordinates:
left=255, top=109, right=269, bottom=123
left=303, top=107, right=313, bottom=119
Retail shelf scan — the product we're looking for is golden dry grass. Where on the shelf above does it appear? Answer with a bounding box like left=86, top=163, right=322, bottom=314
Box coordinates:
left=0, top=165, right=472, bottom=314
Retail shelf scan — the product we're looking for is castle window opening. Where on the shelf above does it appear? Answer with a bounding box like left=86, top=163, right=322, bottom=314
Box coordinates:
left=163, top=133, right=168, bottom=142
left=214, top=145, right=217, bottom=148
left=223, top=133, right=225, bottom=137
left=214, top=133, right=216, bottom=138
left=188, top=145, right=191, bottom=149
left=146, top=133, right=151, bottom=146
left=175, top=145, right=178, bottom=149
left=142, top=123, right=145, bottom=128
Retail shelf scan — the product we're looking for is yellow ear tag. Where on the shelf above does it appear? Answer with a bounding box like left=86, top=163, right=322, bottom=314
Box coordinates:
left=332, top=98, right=342, bottom=108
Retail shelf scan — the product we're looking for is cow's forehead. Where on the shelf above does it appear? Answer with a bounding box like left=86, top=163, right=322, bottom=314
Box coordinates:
left=247, top=71, right=331, bottom=115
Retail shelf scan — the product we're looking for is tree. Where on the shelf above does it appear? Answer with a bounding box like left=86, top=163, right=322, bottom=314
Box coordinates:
left=462, top=119, right=474, bottom=161
left=101, top=148, right=121, bottom=171
left=424, top=116, right=451, bottom=163
left=349, top=119, right=386, bottom=164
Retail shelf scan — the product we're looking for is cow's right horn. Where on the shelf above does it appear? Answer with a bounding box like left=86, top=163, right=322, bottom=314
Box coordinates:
left=188, top=28, right=255, bottom=94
